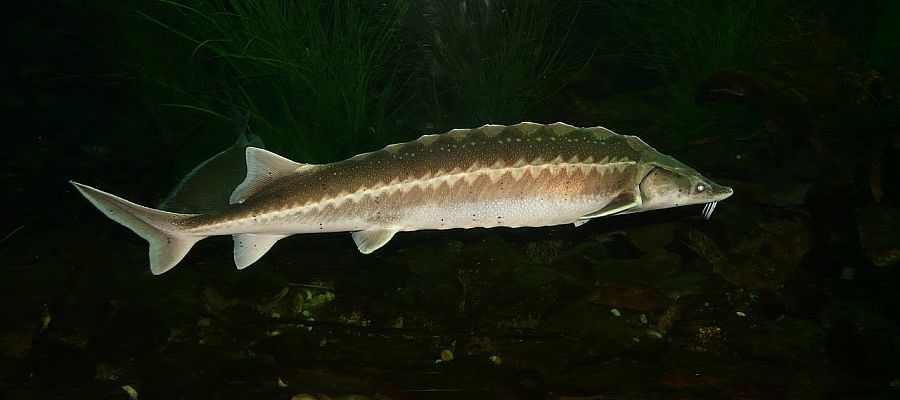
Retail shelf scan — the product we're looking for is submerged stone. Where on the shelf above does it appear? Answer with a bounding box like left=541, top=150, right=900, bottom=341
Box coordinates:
left=681, top=218, right=810, bottom=291
left=858, top=205, right=900, bottom=268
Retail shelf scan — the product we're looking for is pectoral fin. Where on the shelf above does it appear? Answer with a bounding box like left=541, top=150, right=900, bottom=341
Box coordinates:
left=578, top=191, right=642, bottom=220
left=351, top=228, right=400, bottom=254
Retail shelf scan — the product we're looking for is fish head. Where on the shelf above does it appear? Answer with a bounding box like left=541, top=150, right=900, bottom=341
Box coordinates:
left=637, top=162, right=733, bottom=219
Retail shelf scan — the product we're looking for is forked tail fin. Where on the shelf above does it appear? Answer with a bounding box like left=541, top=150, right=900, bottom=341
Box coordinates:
left=70, top=181, right=203, bottom=274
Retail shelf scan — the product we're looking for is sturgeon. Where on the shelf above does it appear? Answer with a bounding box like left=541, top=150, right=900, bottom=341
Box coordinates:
left=71, top=122, right=733, bottom=274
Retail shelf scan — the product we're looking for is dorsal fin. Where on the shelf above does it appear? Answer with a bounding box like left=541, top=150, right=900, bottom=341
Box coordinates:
left=230, top=147, right=314, bottom=204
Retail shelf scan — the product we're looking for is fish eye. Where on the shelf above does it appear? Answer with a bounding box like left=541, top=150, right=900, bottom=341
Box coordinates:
left=695, top=183, right=705, bottom=193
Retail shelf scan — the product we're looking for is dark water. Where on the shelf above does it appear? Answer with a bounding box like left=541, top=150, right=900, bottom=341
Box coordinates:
left=3, top=1, right=900, bottom=399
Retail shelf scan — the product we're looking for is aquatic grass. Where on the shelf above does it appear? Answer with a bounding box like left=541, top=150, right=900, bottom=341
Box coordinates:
left=604, top=0, right=796, bottom=85
left=870, top=0, right=900, bottom=69
left=120, top=0, right=408, bottom=163
left=412, top=0, right=580, bottom=128
left=600, top=0, right=800, bottom=145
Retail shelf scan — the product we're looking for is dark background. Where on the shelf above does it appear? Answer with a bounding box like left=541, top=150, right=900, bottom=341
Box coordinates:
left=2, top=1, right=899, bottom=399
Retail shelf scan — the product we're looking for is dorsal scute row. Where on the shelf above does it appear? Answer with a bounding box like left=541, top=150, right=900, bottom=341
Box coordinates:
left=416, top=122, right=621, bottom=146
left=347, top=122, right=652, bottom=166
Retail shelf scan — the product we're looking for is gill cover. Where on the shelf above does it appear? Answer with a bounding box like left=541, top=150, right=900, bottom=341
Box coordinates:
left=638, top=167, right=694, bottom=210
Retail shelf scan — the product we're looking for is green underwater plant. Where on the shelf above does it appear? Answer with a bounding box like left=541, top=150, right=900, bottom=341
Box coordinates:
left=600, top=0, right=799, bottom=144
left=80, top=0, right=585, bottom=165
left=101, top=0, right=409, bottom=163
left=409, top=0, right=579, bottom=128
left=604, top=0, right=795, bottom=85
left=870, top=0, right=900, bottom=69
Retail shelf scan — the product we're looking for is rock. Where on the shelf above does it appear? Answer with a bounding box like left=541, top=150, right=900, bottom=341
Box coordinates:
left=0, top=321, right=39, bottom=359
left=743, top=317, right=826, bottom=367
left=523, top=240, right=564, bottom=264
left=679, top=226, right=727, bottom=265
left=87, top=302, right=170, bottom=362
left=540, top=303, right=643, bottom=342
left=589, top=249, right=682, bottom=285
left=681, top=219, right=811, bottom=291
left=824, top=318, right=900, bottom=383
left=639, top=248, right=683, bottom=277
left=586, top=282, right=670, bottom=313
left=625, top=222, right=678, bottom=253
left=858, top=204, right=900, bottom=267
left=203, top=268, right=291, bottom=315
left=670, top=320, right=729, bottom=354
left=493, top=369, right=545, bottom=400
left=821, top=299, right=900, bottom=383
left=198, top=303, right=271, bottom=349
left=464, top=336, right=497, bottom=355
left=140, top=344, right=277, bottom=397
left=25, top=338, right=96, bottom=384
left=658, top=282, right=760, bottom=355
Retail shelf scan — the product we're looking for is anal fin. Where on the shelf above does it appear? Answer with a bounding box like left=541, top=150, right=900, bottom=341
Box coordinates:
left=351, top=228, right=400, bottom=254
left=579, top=190, right=642, bottom=220
left=233, top=233, right=287, bottom=269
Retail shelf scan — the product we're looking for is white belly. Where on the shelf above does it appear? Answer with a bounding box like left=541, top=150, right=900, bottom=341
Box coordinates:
left=400, top=195, right=601, bottom=231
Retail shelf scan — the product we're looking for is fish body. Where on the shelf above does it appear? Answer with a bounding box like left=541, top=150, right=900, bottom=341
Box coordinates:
left=72, top=122, right=733, bottom=274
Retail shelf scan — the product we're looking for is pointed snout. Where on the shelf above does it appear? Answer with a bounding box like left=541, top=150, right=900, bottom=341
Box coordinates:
left=710, top=183, right=734, bottom=202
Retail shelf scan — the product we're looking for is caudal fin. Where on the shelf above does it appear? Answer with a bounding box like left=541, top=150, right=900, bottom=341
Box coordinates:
left=70, top=181, right=203, bottom=274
